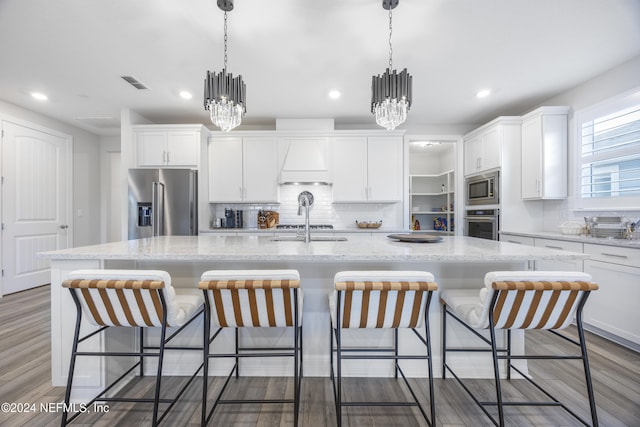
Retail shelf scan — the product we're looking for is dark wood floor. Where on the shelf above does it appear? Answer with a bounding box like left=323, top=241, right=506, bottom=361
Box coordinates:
left=1, top=285, right=638, bottom=426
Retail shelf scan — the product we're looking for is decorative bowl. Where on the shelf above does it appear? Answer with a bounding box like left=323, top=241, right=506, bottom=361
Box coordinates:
left=356, top=220, right=382, bottom=229
left=559, top=221, right=584, bottom=235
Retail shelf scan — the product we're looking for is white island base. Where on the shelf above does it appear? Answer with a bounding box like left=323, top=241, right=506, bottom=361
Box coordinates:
left=44, top=235, right=587, bottom=402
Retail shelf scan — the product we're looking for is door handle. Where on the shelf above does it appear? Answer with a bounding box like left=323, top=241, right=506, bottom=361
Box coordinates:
left=59, top=225, right=69, bottom=229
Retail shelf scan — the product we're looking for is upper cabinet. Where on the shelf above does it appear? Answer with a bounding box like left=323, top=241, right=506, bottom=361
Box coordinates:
left=463, top=118, right=520, bottom=176
left=208, top=136, right=278, bottom=203
left=134, top=125, right=205, bottom=167
left=332, top=136, right=403, bottom=202
left=521, top=106, right=570, bottom=200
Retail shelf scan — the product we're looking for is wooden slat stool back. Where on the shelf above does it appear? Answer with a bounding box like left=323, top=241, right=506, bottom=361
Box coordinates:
left=329, top=271, right=438, bottom=427
left=441, top=271, right=599, bottom=426
left=199, top=269, right=302, bottom=426
left=61, top=269, right=205, bottom=426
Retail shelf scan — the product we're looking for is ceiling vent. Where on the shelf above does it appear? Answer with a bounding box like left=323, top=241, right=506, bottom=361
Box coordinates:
left=121, top=75, right=149, bottom=90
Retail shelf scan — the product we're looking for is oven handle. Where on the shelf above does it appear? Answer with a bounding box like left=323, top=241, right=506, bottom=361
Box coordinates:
left=465, top=216, right=498, bottom=221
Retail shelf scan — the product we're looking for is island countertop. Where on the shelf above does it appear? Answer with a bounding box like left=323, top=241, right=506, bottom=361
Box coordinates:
left=46, top=234, right=592, bottom=397
left=41, top=234, right=589, bottom=262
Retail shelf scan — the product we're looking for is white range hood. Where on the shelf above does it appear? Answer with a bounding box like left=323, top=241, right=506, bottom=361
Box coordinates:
left=278, top=138, right=332, bottom=184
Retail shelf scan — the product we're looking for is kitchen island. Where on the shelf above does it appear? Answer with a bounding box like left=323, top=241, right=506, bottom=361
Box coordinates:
left=42, top=234, right=588, bottom=401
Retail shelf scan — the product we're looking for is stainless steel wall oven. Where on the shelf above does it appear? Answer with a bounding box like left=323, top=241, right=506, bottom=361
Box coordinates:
left=465, top=209, right=500, bottom=240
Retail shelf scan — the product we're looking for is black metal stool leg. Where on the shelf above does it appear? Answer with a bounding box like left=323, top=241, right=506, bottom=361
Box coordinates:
left=577, top=311, right=599, bottom=427
left=442, top=303, right=447, bottom=380
left=488, top=320, right=505, bottom=427
left=61, top=291, right=83, bottom=426
left=140, top=327, right=145, bottom=376
left=152, top=321, right=168, bottom=426
left=235, top=327, right=239, bottom=379
left=424, top=293, right=436, bottom=425
left=202, top=295, right=211, bottom=427
left=394, top=328, right=399, bottom=379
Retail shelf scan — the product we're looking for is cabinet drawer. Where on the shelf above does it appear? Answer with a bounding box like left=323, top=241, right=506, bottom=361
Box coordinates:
left=502, top=235, right=534, bottom=246
left=584, top=243, right=640, bottom=268
left=535, top=238, right=583, bottom=253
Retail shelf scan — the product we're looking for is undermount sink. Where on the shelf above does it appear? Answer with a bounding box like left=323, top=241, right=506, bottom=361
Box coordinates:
left=270, top=236, right=348, bottom=242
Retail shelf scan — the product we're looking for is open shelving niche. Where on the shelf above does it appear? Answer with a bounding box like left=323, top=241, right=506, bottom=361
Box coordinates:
left=409, top=170, right=455, bottom=233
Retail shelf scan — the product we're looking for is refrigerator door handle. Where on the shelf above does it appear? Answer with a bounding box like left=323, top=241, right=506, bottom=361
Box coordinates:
left=152, top=181, right=165, bottom=236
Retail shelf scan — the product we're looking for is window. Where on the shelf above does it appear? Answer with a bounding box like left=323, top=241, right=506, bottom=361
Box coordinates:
left=577, top=88, right=640, bottom=208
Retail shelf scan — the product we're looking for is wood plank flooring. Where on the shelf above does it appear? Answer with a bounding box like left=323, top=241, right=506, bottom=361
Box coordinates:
left=1, top=285, right=639, bottom=426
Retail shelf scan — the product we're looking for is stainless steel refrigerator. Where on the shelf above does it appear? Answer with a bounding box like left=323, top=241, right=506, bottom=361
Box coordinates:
left=128, top=169, right=198, bottom=239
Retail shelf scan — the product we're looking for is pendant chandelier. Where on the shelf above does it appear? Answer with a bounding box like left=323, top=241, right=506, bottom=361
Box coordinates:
left=371, top=0, right=412, bottom=131
left=204, top=0, right=246, bottom=132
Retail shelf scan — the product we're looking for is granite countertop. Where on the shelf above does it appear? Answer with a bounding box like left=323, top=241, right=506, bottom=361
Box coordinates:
left=40, top=235, right=588, bottom=262
left=500, top=230, right=640, bottom=249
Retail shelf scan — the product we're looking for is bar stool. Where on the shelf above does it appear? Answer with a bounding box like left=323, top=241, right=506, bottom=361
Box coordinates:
left=61, top=269, right=205, bottom=426
left=329, top=271, right=438, bottom=427
left=199, top=269, right=302, bottom=426
left=441, top=271, right=599, bottom=426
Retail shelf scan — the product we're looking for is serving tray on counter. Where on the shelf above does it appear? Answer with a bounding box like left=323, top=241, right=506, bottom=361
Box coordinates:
left=386, top=234, right=443, bottom=243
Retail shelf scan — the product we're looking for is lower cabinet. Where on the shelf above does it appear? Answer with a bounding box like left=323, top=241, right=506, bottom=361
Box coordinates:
left=534, top=238, right=583, bottom=272
left=503, top=234, right=639, bottom=348
left=582, top=244, right=640, bottom=347
left=583, top=260, right=640, bottom=346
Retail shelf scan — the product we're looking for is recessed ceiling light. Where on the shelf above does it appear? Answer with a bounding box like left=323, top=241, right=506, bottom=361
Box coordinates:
left=31, top=92, right=48, bottom=101
left=179, top=91, right=193, bottom=100
left=328, top=90, right=341, bottom=100
left=476, top=89, right=491, bottom=99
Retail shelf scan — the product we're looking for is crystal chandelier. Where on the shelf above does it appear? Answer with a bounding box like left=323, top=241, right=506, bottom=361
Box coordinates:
left=204, top=0, right=246, bottom=132
left=371, top=0, right=412, bottom=131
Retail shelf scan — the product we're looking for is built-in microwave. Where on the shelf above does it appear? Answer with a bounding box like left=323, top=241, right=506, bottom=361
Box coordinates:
left=466, top=171, right=499, bottom=206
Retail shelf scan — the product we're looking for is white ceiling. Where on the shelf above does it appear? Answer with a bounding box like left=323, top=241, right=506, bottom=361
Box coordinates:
left=1, top=0, right=639, bottom=135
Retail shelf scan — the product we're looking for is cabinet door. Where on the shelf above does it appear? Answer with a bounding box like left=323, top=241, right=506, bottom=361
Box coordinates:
left=137, top=131, right=167, bottom=166
left=243, top=137, right=278, bottom=202
left=464, top=136, right=482, bottom=175
left=332, top=137, right=368, bottom=202
left=481, top=126, right=501, bottom=171
left=522, top=116, right=542, bottom=199
left=166, top=131, right=199, bottom=166
left=583, top=260, right=640, bottom=345
left=367, top=136, right=402, bottom=201
left=208, top=137, right=243, bottom=202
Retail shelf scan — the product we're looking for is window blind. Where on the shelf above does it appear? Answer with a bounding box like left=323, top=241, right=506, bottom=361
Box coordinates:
left=580, top=103, right=640, bottom=199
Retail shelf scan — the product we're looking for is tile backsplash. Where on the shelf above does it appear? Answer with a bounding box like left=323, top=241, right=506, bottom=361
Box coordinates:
left=209, top=184, right=404, bottom=230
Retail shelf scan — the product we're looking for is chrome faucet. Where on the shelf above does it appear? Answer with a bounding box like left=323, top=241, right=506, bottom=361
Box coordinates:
left=297, top=191, right=314, bottom=243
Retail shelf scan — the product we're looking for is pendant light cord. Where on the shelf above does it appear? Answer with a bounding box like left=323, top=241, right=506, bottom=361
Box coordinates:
left=223, top=11, right=228, bottom=69
left=388, top=8, right=393, bottom=70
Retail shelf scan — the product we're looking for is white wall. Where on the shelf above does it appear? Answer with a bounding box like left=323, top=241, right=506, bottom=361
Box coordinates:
left=0, top=99, right=101, bottom=247
left=535, top=55, right=640, bottom=230
left=100, top=136, right=121, bottom=242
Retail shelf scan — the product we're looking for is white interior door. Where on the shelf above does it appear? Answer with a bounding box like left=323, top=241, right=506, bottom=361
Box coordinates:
left=1, top=121, right=71, bottom=295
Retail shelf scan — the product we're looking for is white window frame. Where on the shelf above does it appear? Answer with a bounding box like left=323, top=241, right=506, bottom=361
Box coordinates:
left=574, top=87, right=640, bottom=211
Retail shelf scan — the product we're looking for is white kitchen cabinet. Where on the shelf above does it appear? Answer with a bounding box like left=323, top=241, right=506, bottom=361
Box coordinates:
left=208, top=136, right=278, bottom=203
left=521, top=106, right=569, bottom=199
left=332, top=136, right=402, bottom=202
left=463, top=123, right=504, bottom=176
left=534, top=237, right=584, bottom=272
left=134, top=125, right=204, bottom=167
left=583, top=243, right=640, bottom=347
